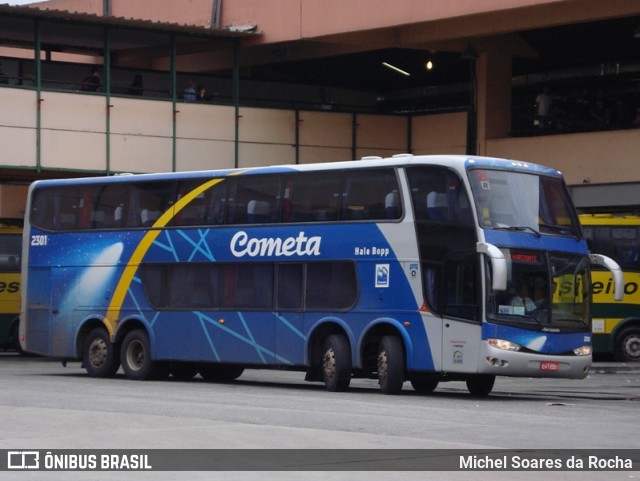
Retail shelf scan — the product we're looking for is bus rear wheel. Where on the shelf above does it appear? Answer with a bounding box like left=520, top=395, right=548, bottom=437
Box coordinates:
left=377, top=335, right=405, bottom=394
left=615, top=327, right=640, bottom=362
left=83, top=327, right=119, bottom=378
left=120, top=329, right=154, bottom=380
left=466, top=374, right=495, bottom=397
left=321, top=334, right=351, bottom=392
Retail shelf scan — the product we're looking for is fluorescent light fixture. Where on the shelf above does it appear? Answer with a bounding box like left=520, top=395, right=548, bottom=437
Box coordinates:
left=382, top=62, right=410, bottom=76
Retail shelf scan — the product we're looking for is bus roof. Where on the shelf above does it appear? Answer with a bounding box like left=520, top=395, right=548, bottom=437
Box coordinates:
left=28, top=154, right=564, bottom=188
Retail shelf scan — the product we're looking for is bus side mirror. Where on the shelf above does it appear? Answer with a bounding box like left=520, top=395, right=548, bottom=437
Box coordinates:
left=590, top=253, right=624, bottom=301
left=477, top=242, right=507, bottom=291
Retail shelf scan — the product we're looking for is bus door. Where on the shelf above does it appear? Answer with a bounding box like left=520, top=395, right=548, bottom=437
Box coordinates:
left=440, top=251, right=482, bottom=373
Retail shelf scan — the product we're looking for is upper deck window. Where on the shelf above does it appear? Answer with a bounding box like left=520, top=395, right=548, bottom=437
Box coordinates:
left=0, top=234, right=21, bottom=272
left=29, top=167, right=402, bottom=232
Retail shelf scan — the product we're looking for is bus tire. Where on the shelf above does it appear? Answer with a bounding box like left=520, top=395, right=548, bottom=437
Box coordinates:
left=199, top=364, right=244, bottom=382
left=120, top=329, right=154, bottom=380
left=614, top=327, right=640, bottom=362
left=410, top=377, right=439, bottom=394
left=83, top=327, right=119, bottom=378
left=466, top=374, right=495, bottom=397
left=321, top=334, right=351, bottom=392
left=377, top=335, right=405, bottom=394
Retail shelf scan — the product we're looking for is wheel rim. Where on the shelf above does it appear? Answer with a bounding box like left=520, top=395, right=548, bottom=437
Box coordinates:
left=88, top=338, right=108, bottom=368
left=323, top=347, right=336, bottom=381
left=126, top=340, right=146, bottom=371
left=622, top=334, right=640, bottom=360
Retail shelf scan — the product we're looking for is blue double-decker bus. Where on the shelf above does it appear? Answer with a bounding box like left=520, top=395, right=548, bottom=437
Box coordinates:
left=20, top=155, right=622, bottom=395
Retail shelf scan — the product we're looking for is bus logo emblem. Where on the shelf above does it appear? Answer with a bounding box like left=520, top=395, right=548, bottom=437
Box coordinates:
left=375, top=264, right=390, bottom=288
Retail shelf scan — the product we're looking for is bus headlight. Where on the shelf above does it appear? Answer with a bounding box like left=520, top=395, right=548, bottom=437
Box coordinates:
left=573, top=345, right=592, bottom=356
left=488, top=338, right=521, bottom=352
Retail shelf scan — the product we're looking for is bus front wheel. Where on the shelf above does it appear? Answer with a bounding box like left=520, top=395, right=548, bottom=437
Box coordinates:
left=321, top=334, right=351, bottom=392
left=83, top=327, right=119, bottom=378
left=120, top=329, right=154, bottom=380
left=615, top=327, right=640, bottom=362
left=466, top=374, right=495, bottom=397
left=377, top=336, right=405, bottom=394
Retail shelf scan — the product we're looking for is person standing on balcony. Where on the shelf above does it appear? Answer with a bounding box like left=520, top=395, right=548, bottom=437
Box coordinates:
left=80, top=67, right=101, bottom=92
left=534, top=86, right=553, bottom=130
left=183, top=79, right=197, bottom=101
left=128, top=74, right=144, bottom=96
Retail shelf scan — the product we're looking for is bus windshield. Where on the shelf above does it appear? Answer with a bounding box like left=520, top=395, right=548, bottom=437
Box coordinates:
left=468, top=169, right=580, bottom=237
left=488, top=249, right=591, bottom=331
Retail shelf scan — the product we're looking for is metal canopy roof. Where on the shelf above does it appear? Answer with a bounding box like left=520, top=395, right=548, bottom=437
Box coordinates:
left=0, top=4, right=258, bottom=39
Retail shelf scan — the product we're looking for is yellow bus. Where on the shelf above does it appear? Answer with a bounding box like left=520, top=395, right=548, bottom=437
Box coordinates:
left=0, top=225, right=22, bottom=353
left=580, top=213, right=640, bottom=361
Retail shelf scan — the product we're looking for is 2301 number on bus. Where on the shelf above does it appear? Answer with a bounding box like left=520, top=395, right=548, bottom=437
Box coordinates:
left=31, top=235, right=48, bottom=246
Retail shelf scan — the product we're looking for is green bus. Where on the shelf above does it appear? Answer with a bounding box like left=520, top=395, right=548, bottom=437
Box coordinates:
left=580, top=213, right=640, bottom=361
left=0, top=225, right=22, bottom=353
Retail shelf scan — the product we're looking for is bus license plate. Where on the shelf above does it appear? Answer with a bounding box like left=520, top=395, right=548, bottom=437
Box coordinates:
left=540, top=361, right=559, bottom=371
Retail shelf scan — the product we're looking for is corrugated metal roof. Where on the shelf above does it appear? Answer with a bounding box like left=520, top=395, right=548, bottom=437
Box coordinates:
left=0, top=4, right=259, bottom=38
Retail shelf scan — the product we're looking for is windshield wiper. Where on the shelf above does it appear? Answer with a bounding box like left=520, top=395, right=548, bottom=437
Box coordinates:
left=554, top=318, right=589, bottom=329
left=491, top=312, right=543, bottom=327
left=494, top=225, right=541, bottom=237
left=540, top=224, right=578, bottom=237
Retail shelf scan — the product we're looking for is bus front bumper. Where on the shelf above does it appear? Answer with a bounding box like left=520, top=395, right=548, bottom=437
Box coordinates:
left=478, top=342, right=592, bottom=379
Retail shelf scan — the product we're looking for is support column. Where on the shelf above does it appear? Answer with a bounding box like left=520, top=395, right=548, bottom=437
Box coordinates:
left=34, top=19, right=41, bottom=172
left=171, top=35, right=177, bottom=172
left=475, top=38, right=513, bottom=156
left=232, top=39, right=240, bottom=168
left=104, top=26, right=111, bottom=175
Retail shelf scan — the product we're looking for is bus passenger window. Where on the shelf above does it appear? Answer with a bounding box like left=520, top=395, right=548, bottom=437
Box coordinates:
left=131, top=181, right=177, bottom=228
left=426, top=191, right=448, bottom=221
left=306, top=262, right=357, bottom=310
left=220, top=264, right=274, bottom=308
left=0, top=234, right=21, bottom=272
left=227, top=176, right=280, bottom=225
left=90, top=210, right=108, bottom=229
left=423, top=263, right=440, bottom=311
left=141, top=209, right=161, bottom=226
left=407, top=167, right=472, bottom=225
left=285, top=172, right=341, bottom=223
left=385, top=191, right=400, bottom=219
left=341, top=169, right=400, bottom=221
left=247, top=200, right=270, bottom=223
left=276, top=263, right=303, bottom=310
left=172, top=179, right=226, bottom=227
left=442, top=254, right=478, bottom=321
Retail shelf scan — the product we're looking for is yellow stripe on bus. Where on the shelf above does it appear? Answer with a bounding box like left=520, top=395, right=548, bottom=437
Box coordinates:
left=0, top=272, right=20, bottom=314
left=591, top=270, right=640, bottom=304
left=103, top=177, right=226, bottom=337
